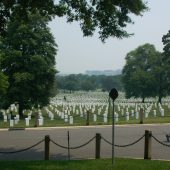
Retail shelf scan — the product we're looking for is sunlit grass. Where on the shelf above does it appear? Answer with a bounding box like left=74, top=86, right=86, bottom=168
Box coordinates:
left=0, top=158, right=170, bottom=170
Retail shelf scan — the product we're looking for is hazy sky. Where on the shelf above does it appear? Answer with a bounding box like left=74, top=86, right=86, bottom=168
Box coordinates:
left=49, top=0, right=170, bottom=74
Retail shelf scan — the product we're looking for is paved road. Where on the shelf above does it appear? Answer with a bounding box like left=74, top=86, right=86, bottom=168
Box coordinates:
left=0, top=124, right=170, bottom=160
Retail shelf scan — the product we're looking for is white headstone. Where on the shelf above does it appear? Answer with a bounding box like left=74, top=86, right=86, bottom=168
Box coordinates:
left=3, top=115, right=7, bottom=122
left=61, top=112, right=64, bottom=119
left=50, top=114, right=54, bottom=120
left=10, top=119, right=14, bottom=127
left=115, top=113, right=119, bottom=122
left=38, top=118, right=43, bottom=126
left=126, top=112, right=129, bottom=121
left=93, top=114, right=97, bottom=122
left=69, top=116, right=73, bottom=124
left=64, top=114, right=68, bottom=122
left=14, top=117, right=18, bottom=124
left=121, top=109, right=124, bottom=116
left=80, top=112, right=83, bottom=118
left=160, top=109, right=164, bottom=116
left=135, top=112, right=139, bottom=119
left=103, top=114, right=108, bottom=123
left=153, top=110, right=156, bottom=117
left=145, top=112, right=148, bottom=118
left=25, top=118, right=29, bottom=126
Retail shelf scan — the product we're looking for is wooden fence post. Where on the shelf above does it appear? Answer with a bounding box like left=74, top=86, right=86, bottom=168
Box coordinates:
left=86, top=111, right=90, bottom=126
left=139, top=108, right=144, bottom=124
left=34, top=111, right=39, bottom=127
left=45, top=135, right=50, bottom=160
left=95, top=133, right=101, bottom=159
left=144, top=130, right=152, bottom=160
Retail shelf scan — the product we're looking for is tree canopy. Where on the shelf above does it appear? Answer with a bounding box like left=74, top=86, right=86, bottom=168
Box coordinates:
left=0, top=0, right=148, bottom=41
left=122, top=43, right=162, bottom=102
left=0, top=0, right=149, bottom=111
left=162, top=29, right=170, bottom=96
left=0, top=12, right=57, bottom=117
left=56, top=74, right=123, bottom=92
left=0, top=37, right=9, bottom=96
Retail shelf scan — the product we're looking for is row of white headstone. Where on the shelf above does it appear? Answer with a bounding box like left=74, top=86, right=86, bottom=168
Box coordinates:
left=48, top=102, right=167, bottom=124
left=0, top=100, right=167, bottom=127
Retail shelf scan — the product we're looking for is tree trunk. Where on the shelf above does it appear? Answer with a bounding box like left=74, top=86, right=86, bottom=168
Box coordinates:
left=34, top=111, right=39, bottom=127
left=158, top=95, right=162, bottom=104
left=142, top=97, right=145, bottom=103
left=18, top=101, right=24, bottom=118
left=158, top=72, right=163, bottom=104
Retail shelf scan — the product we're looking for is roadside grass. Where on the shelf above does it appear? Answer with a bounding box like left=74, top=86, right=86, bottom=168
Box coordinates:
left=0, top=158, right=170, bottom=170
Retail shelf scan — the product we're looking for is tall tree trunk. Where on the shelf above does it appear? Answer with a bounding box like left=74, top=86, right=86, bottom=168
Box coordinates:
left=158, top=95, right=162, bottom=104
left=158, top=72, right=163, bottom=104
left=142, top=97, right=145, bottom=103
left=18, top=101, right=24, bottom=118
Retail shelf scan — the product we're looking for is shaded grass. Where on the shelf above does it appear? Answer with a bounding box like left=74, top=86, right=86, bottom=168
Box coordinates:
left=0, top=158, right=170, bottom=170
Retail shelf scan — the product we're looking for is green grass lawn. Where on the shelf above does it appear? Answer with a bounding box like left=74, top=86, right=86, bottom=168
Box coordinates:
left=0, top=114, right=170, bottom=129
left=0, top=103, right=170, bottom=128
left=0, top=158, right=170, bottom=170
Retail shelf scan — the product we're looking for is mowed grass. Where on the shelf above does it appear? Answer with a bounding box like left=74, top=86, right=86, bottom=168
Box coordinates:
left=0, top=158, right=170, bottom=170
left=0, top=102, right=170, bottom=128
left=0, top=112, right=170, bottom=129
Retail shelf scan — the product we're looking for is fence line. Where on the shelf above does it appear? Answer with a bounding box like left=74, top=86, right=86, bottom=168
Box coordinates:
left=70, top=136, right=96, bottom=149
left=152, top=134, right=170, bottom=147
left=0, top=139, right=44, bottom=154
left=50, top=139, right=68, bottom=149
left=101, top=134, right=145, bottom=147
left=50, top=136, right=96, bottom=150
left=0, top=131, right=170, bottom=160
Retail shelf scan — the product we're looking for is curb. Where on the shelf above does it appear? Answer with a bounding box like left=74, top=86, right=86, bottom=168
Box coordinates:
left=0, top=123, right=170, bottom=131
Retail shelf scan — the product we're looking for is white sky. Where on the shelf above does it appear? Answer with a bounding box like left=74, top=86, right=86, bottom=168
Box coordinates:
left=49, top=0, right=170, bottom=74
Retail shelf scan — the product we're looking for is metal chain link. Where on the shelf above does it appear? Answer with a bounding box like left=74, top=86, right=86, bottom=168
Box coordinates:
left=101, top=134, right=145, bottom=147
left=101, top=136, right=112, bottom=145
left=0, top=139, right=44, bottom=154
left=50, top=139, right=68, bottom=149
left=69, top=136, right=96, bottom=149
left=50, top=136, right=96, bottom=150
left=152, top=134, right=170, bottom=147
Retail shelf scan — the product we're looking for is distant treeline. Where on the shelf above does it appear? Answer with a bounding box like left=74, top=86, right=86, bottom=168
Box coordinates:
left=56, top=74, right=123, bottom=92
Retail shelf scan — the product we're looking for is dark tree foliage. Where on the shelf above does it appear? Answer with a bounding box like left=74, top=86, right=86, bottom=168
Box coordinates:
left=0, top=12, right=57, bottom=117
left=0, top=0, right=148, bottom=111
left=0, top=37, right=9, bottom=105
left=0, top=0, right=148, bottom=41
left=56, top=74, right=123, bottom=92
left=122, top=43, right=162, bottom=102
left=162, top=30, right=170, bottom=97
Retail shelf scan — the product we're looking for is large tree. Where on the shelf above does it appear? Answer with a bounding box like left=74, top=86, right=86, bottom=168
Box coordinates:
left=0, top=53, right=8, bottom=95
left=0, top=0, right=148, bottom=41
left=0, top=0, right=148, bottom=113
left=0, top=12, right=57, bottom=117
left=122, top=44, right=161, bottom=102
left=162, top=30, right=170, bottom=97
left=0, top=37, right=9, bottom=100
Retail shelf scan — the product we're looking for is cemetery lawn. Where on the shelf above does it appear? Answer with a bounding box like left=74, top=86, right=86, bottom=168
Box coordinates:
left=0, top=113, right=170, bottom=129
left=1, top=91, right=170, bottom=128
left=0, top=158, right=170, bottom=170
